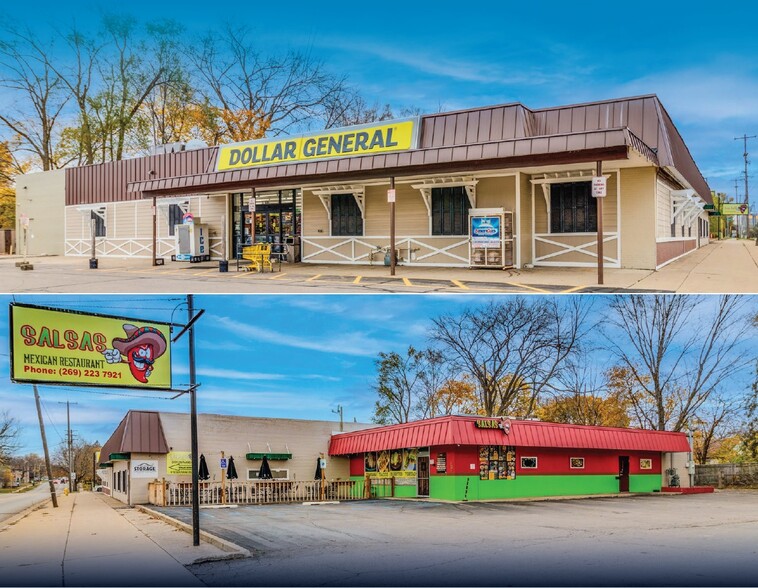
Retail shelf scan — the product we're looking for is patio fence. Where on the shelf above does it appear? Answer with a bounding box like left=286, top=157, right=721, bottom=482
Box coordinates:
left=148, top=476, right=404, bottom=506
left=694, top=463, right=758, bottom=487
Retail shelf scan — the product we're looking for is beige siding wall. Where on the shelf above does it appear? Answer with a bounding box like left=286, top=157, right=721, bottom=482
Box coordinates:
left=656, top=178, right=673, bottom=238
left=365, top=183, right=427, bottom=235
left=16, top=169, right=66, bottom=256
left=302, top=190, right=329, bottom=236
left=620, top=167, right=657, bottom=269
left=64, top=194, right=227, bottom=259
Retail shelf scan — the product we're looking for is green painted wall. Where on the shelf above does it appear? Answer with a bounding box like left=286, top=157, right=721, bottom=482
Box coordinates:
left=351, top=474, right=662, bottom=500
left=429, top=474, right=662, bottom=500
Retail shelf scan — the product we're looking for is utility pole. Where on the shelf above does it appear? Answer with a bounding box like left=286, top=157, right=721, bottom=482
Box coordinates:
left=33, top=386, right=57, bottom=508
left=734, top=134, right=755, bottom=237
left=58, top=401, right=78, bottom=493
left=188, top=294, right=200, bottom=546
left=332, top=405, right=344, bottom=432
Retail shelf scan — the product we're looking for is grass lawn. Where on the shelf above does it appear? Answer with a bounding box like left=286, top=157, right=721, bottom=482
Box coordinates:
left=0, top=483, right=37, bottom=494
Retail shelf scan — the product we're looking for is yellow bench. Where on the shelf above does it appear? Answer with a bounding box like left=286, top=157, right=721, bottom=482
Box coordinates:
left=241, top=244, right=273, bottom=272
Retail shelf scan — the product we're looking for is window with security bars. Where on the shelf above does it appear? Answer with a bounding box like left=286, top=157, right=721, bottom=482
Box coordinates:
left=432, top=186, right=470, bottom=235
left=550, top=182, right=597, bottom=233
left=90, top=209, right=106, bottom=237
left=331, top=194, right=363, bottom=236
left=168, top=204, right=184, bottom=236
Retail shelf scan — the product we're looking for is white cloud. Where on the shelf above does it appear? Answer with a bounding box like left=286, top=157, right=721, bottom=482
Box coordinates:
left=615, top=63, right=758, bottom=123
left=210, top=316, right=391, bottom=357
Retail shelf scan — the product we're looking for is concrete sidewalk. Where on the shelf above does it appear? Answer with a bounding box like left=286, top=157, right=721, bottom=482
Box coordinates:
left=0, top=491, right=232, bottom=587
left=2, top=238, right=757, bottom=293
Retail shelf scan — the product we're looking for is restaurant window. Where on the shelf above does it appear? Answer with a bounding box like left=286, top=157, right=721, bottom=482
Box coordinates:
left=520, top=457, right=538, bottom=469
left=479, top=446, right=516, bottom=480
left=247, top=468, right=289, bottom=480
left=640, top=459, right=652, bottom=470
left=168, top=204, right=184, bottom=236
left=570, top=457, right=585, bottom=469
left=550, top=182, right=597, bottom=233
left=432, top=186, right=470, bottom=235
left=331, top=193, right=363, bottom=236
left=90, top=208, right=106, bottom=237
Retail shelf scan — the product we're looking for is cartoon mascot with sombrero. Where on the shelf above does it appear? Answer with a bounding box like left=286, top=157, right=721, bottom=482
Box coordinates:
left=102, top=324, right=167, bottom=384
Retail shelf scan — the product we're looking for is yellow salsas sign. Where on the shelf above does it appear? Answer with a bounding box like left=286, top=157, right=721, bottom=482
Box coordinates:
left=10, top=303, right=172, bottom=390
left=215, top=118, right=418, bottom=171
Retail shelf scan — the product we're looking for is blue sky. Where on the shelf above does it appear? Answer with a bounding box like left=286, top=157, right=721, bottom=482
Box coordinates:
left=1, top=0, right=757, bottom=200
left=1, top=293, right=756, bottom=456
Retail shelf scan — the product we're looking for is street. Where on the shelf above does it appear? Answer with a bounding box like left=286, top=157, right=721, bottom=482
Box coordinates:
left=0, top=483, right=57, bottom=524
left=160, top=491, right=758, bottom=586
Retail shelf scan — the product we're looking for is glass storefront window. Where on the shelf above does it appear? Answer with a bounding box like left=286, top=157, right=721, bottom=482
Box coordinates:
left=479, top=445, right=516, bottom=480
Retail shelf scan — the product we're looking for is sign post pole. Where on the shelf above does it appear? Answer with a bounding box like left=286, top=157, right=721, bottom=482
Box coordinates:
left=220, top=452, right=227, bottom=505
left=188, top=294, right=200, bottom=546
left=593, top=161, right=605, bottom=285
left=389, top=178, right=396, bottom=277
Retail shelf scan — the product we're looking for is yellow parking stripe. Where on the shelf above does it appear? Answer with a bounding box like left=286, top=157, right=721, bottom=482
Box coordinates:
left=506, top=282, right=550, bottom=294
left=353, top=276, right=362, bottom=284
left=402, top=277, right=412, bottom=287
left=451, top=279, right=469, bottom=290
left=233, top=270, right=258, bottom=278
left=562, top=285, right=587, bottom=293
left=306, top=274, right=322, bottom=282
left=268, top=273, right=288, bottom=280
left=193, top=269, right=217, bottom=276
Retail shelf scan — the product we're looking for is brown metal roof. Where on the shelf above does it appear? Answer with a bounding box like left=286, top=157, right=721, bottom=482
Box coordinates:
left=66, top=95, right=711, bottom=205
left=99, top=410, right=169, bottom=463
left=128, top=128, right=635, bottom=196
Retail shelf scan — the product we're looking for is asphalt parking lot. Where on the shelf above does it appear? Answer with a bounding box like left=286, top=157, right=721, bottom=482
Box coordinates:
left=156, top=491, right=758, bottom=586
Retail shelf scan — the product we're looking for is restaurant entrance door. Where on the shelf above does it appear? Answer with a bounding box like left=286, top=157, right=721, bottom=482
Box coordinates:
left=417, top=456, right=430, bottom=497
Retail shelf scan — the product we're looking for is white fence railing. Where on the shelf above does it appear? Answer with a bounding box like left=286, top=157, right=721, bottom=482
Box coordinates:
left=154, top=479, right=366, bottom=506
left=301, top=235, right=471, bottom=267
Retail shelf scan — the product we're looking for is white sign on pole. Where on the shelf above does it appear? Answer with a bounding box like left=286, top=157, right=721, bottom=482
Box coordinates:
left=248, top=195, right=256, bottom=212
left=387, top=189, right=396, bottom=203
left=319, top=458, right=326, bottom=469
left=592, top=176, right=607, bottom=198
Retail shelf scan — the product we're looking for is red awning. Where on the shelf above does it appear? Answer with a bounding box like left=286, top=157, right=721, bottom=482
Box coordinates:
left=329, top=416, right=690, bottom=455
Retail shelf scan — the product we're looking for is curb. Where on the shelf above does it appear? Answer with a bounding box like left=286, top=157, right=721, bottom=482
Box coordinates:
left=135, top=505, right=250, bottom=559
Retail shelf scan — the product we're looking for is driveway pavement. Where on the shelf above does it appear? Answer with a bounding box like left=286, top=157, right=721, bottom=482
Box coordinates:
left=3, top=239, right=757, bottom=294
left=155, top=490, right=758, bottom=586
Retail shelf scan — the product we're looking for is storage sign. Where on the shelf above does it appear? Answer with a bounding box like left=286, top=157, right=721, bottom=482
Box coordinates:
left=215, top=118, right=419, bottom=171
left=10, top=303, right=172, bottom=390
left=470, top=216, right=501, bottom=249
left=131, top=460, right=159, bottom=478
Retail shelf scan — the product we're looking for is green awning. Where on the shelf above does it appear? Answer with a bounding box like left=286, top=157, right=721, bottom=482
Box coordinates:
left=109, top=452, right=130, bottom=461
left=246, top=452, right=292, bottom=461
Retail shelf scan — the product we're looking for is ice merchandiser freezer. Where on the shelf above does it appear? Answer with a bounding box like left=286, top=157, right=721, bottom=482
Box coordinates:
left=469, top=208, right=513, bottom=268
left=172, top=222, right=211, bottom=263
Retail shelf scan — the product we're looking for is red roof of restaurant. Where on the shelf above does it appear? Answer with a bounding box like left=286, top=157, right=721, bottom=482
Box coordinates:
left=328, top=415, right=690, bottom=454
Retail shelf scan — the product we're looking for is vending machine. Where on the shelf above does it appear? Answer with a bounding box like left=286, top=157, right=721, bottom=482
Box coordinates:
left=172, top=220, right=211, bottom=263
left=469, top=208, right=514, bottom=269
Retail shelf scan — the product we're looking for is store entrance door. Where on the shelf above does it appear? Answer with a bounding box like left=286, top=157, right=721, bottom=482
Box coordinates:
left=417, top=456, right=430, bottom=497
left=618, top=456, right=630, bottom=492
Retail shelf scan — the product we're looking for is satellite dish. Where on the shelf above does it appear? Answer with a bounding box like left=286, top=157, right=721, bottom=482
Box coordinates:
left=184, top=139, right=209, bottom=151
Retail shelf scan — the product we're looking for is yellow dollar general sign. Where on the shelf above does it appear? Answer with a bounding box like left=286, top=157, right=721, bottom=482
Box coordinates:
left=215, top=118, right=419, bottom=171
left=10, top=303, right=172, bottom=390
